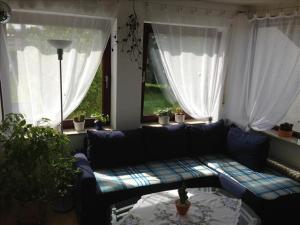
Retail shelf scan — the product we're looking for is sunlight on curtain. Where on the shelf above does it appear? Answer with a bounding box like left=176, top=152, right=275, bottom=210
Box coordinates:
left=225, top=14, right=300, bottom=130
left=152, top=24, right=230, bottom=120
left=2, top=11, right=112, bottom=126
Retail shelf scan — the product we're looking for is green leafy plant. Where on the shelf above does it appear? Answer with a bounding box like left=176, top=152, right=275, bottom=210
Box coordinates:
left=73, top=111, right=85, bottom=122
left=178, top=183, right=188, bottom=204
left=91, top=113, right=109, bottom=124
left=174, top=106, right=184, bottom=115
left=0, top=113, right=79, bottom=205
left=279, top=122, right=293, bottom=131
left=154, top=108, right=172, bottom=117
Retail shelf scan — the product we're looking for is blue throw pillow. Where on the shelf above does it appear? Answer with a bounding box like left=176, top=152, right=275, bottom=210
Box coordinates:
left=87, top=129, right=144, bottom=169
left=142, top=124, right=188, bottom=161
left=227, top=127, right=270, bottom=172
left=188, top=120, right=228, bottom=156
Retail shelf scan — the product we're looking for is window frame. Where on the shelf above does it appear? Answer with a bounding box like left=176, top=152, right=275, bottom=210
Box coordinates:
left=62, top=37, right=111, bottom=129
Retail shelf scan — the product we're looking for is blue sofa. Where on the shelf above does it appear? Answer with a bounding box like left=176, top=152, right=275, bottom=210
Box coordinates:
left=75, top=120, right=300, bottom=225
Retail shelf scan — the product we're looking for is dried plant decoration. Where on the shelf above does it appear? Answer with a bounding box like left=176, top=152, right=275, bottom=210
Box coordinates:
left=113, top=0, right=142, bottom=70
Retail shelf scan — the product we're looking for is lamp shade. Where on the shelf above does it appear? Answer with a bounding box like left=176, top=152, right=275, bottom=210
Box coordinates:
left=47, top=39, right=72, bottom=49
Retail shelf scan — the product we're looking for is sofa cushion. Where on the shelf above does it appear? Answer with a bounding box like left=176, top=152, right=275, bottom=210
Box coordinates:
left=94, top=157, right=216, bottom=193
left=200, top=154, right=300, bottom=200
left=188, top=120, right=228, bottom=156
left=227, top=127, right=269, bottom=171
left=87, top=129, right=144, bottom=169
left=142, top=124, right=188, bottom=161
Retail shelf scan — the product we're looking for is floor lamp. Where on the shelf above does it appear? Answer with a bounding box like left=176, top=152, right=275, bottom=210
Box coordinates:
left=47, top=40, right=72, bottom=133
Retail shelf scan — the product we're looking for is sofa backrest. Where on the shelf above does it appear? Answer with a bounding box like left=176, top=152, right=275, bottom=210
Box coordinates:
left=187, top=120, right=228, bottom=156
left=87, top=128, right=144, bottom=169
left=142, top=124, right=188, bottom=161
left=86, top=120, right=230, bottom=169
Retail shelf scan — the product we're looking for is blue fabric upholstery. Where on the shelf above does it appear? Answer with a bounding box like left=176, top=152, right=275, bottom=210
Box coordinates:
left=187, top=120, right=228, bottom=156
left=200, top=154, right=300, bottom=200
left=87, top=129, right=144, bottom=169
left=94, top=157, right=216, bottom=193
left=142, top=124, right=188, bottom=161
left=227, top=127, right=269, bottom=171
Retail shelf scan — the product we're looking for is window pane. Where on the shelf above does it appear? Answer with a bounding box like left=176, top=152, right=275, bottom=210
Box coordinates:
left=143, top=34, right=178, bottom=116
left=280, top=93, right=300, bottom=132
left=68, top=65, right=102, bottom=118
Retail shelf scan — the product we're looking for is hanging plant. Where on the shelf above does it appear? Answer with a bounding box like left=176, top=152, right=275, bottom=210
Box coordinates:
left=113, top=1, right=142, bottom=70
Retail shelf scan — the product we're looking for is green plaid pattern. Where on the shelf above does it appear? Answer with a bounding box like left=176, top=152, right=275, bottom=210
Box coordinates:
left=200, top=154, right=300, bottom=200
left=94, top=158, right=216, bottom=193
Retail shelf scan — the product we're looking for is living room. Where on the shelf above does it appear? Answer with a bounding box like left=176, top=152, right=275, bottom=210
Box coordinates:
left=1, top=0, right=300, bottom=225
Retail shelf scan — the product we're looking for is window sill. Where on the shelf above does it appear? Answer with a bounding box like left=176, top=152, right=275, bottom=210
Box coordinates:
left=263, top=130, right=300, bottom=146
left=141, top=119, right=208, bottom=127
left=63, top=127, right=112, bottom=136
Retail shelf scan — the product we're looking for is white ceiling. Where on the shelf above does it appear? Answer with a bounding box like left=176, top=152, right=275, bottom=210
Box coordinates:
left=145, top=0, right=299, bottom=6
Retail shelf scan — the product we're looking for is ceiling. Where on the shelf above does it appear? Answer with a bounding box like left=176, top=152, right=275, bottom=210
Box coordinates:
left=203, top=0, right=299, bottom=5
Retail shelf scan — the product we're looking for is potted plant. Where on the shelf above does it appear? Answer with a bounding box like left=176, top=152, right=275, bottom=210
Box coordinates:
left=73, top=111, right=85, bottom=131
left=175, top=183, right=191, bottom=216
left=155, top=108, right=172, bottom=125
left=91, top=113, right=109, bottom=130
left=174, top=106, right=185, bottom=124
left=278, top=122, right=293, bottom=137
left=0, top=113, right=79, bottom=225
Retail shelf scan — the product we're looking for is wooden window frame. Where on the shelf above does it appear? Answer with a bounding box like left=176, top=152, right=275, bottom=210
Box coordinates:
left=63, top=37, right=111, bottom=129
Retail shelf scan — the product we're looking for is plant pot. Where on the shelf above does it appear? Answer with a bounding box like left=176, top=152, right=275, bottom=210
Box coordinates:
left=17, top=201, right=47, bottom=225
left=175, top=199, right=191, bottom=216
left=73, top=121, right=85, bottom=131
left=175, top=114, right=185, bottom=123
left=158, top=116, right=170, bottom=125
left=94, top=120, right=103, bottom=130
left=278, top=129, right=293, bottom=137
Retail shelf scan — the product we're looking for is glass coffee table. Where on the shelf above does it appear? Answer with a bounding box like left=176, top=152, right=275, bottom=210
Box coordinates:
left=111, top=187, right=261, bottom=225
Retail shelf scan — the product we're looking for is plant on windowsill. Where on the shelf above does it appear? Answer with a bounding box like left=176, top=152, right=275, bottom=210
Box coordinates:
left=155, top=108, right=172, bottom=125
left=174, top=106, right=185, bottom=124
left=91, top=113, right=109, bottom=130
left=73, top=111, right=85, bottom=131
left=0, top=113, right=79, bottom=225
left=278, top=122, right=293, bottom=138
left=175, top=183, right=191, bottom=216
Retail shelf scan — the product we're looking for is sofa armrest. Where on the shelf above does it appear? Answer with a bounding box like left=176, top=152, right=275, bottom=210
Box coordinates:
left=74, top=153, right=98, bottom=225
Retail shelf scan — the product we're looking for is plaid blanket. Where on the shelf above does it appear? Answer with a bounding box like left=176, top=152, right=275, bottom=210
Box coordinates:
left=200, top=154, right=300, bottom=200
left=94, top=158, right=216, bottom=193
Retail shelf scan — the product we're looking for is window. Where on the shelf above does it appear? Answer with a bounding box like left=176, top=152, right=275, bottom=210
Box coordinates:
left=141, top=23, right=178, bottom=122
left=63, top=39, right=111, bottom=129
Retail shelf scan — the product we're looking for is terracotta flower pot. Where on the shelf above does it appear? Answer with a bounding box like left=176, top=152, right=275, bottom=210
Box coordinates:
left=278, top=129, right=293, bottom=138
left=175, top=199, right=191, bottom=216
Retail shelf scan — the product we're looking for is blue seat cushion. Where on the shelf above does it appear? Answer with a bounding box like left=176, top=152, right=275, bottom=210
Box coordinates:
left=87, top=129, right=144, bottom=169
left=142, top=124, right=188, bottom=161
left=200, top=154, right=300, bottom=200
left=94, top=158, right=216, bottom=193
left=227, top=127, right=269, bottom=171
left=188, top=120, right=228, bottom=156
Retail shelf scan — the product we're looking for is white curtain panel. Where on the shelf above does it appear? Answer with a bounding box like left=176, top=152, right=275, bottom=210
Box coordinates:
left=225, top=14, right=300, bottom=131
left=152, top=24, right=230, bottom=120
left=148, top=34, right=177, bottom=104
left=223, top=14, right=250, bottom=127
left=2, top=11, right=112, bottom=126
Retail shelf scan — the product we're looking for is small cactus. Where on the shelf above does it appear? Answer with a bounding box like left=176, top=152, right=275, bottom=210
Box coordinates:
left=178, top=183, right=188, bottom=204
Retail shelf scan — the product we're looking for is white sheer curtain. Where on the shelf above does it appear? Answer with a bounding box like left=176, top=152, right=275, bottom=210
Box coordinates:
left=152, top=24, right=230, bottom=120
left=1, top=3, right=115, bottom=126
left=225, top=13, right=300, bottom=130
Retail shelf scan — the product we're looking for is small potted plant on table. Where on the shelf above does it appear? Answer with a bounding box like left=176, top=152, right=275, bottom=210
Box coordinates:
left=73, top=112, right=85, bottom=131
left=278, top=122, right=293, bottom=137
left=155, top=108, right=172, bottom=125
left=174, top=106, right=185, bottom=124
left=91, top=113, right=110, bottom=130
left=175, top=183, right=191, bottom=216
